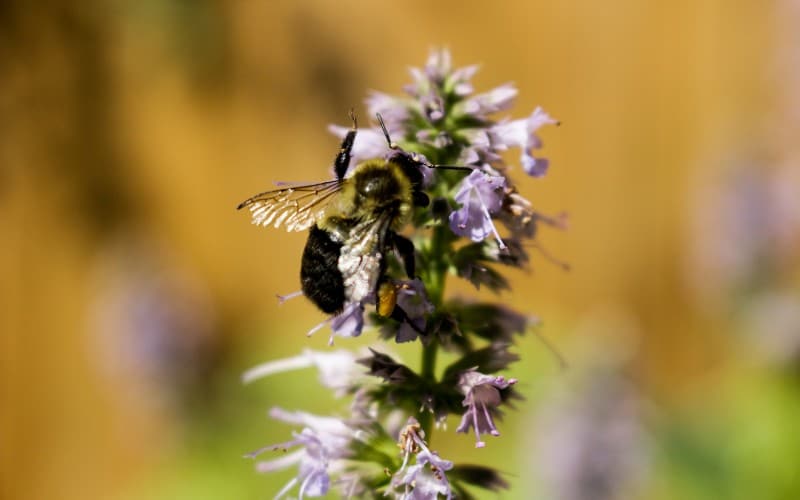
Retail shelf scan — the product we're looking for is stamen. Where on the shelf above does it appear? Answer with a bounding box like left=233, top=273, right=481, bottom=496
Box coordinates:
left=307, top=318, right=331, bottom=337
left=471, top=405, right=485, bottom=448
left=243, top=445, right=273, bottom=459
left=298, top=469, right=314, bottom=499
left=253, top=448, right=304, bottom=471
left=476, top=189, right=507, bottom=250
left=480, top=402, right=500, bottom=436
left=274, top=476, right=299, bottom=499
left=397, top=442, right=412, bottom=474
left=242, top=355, right=313, bottom=384
left=412, top=431, right=432, bottom=456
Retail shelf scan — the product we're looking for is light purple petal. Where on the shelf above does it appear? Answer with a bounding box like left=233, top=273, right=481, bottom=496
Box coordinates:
left=424, top=48, right=452, bottom=82
left=491, top=118, right=528, bottom=149
left=455, top=83, right=518, bottom=118
left=447, top=64, right=480, bottom=96
left=449, top=171, right=507, bottom=245
left=458, top=368, right=516, bottom=392
left=396, top=279, right=434, bottom=318
left=298, top=465, right=330, bottom=497
left=522, top=154, right=550, bottom=177
left=395, top=323, right=421, bottom=343
left=365, top=91, right=409, bottom=125
left=490, top=107, right=558, bottom=177
left=330, top=302, right=365, bottom=338
left=527, top=106, right=558, bottom=131
left=449, top=196, right=496, bottom=242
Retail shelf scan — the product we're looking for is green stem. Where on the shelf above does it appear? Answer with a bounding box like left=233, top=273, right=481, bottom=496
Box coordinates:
left=418, top=222, right=449, bottom=439
left=418, top=341, right=438, bottom=438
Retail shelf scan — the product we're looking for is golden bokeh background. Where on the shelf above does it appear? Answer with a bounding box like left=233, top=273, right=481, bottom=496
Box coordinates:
left=3, top=1, right=799, bottom=499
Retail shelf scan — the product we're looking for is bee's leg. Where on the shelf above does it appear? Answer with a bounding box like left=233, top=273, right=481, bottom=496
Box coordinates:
left=334, top=110, right=358, bottom=181
left=391, top=232, right=416, bottom=278
left=377, top=281, right=398, bottom=318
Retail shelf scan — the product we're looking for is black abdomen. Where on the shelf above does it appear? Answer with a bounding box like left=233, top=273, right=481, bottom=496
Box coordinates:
left=301, top=225, right=346, bottom=314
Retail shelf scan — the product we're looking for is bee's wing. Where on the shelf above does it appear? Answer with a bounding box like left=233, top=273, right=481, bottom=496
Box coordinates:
left=338, top=213, right=393, bottom=303
left=237, top=179, right=343, bottom=232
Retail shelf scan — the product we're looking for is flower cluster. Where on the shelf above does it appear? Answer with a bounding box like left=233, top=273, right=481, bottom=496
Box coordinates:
left=244, top=49, right=561, bottom=498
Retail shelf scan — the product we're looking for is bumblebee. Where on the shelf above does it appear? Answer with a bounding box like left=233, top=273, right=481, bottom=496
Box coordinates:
left=238, top=113, right=449, bottom=329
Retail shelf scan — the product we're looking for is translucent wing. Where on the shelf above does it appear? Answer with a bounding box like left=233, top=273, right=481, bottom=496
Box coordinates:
left=338, top=212, right=393, bottom=303
left=237, top=179, right=343, bottom=232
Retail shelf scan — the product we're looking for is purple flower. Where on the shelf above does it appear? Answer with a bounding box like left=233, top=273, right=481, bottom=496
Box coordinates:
left=445, top=63, right=479, bottom=97
left=394, top=453, right=454, bottom=500
left=392, top=418, right=454, bottom=499
left=456, top=128, right=503, bottom=166
left=742, top=291, right=800, bottom=365
left=456, top=368, right=517, bottom=448
left=449, top=170, right=507, bottom=248
left=302, top=301, right=366, bottom=346
left=689, top=162, right=800, bottom=309
left=420, top=91, right=446, bottom=123
left=256, top=428, right=330, bottom=498
left=415, top=129, right=452, bottom=150
left=365, top=90, right=410, bottom=135
left=404, top=48, right=452, bottom=96
left=393, top=279, right=434, bottom=343
left=453, top=83, right=518, bottom=119
left=402, top=49, right=468, bottom=125
left=246, top=408, right=356, bottom=499
left=242, top=349, right=362, bottom=396
left=398, top=48, right=494, bottom=131
left=492, top=107, right=558, bottom=177
left=330, top=302, right=365, bottom=341
left=423, top=49, right=452, bottom=84
left=533, top=361, right=648, bottom=500
left=240, top=49, right=563, bottom=498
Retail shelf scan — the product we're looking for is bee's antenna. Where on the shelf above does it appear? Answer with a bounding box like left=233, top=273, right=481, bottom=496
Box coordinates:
left=431, top=165, right=474, bottom=172
left=348, top=108, right=358, bottom=130
left=376, top=113, right=399, bottom=150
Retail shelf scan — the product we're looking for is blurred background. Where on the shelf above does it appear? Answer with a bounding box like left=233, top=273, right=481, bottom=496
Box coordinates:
left=2, top=1, right=799, bottom=499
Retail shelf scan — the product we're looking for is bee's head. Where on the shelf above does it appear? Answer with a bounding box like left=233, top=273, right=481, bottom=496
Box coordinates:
left=388, top=150, right=426, bottom=189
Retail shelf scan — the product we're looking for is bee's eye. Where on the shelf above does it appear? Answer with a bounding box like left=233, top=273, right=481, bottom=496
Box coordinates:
left=357, top=177, right=380, bottom=198
left=356, top=171, right=400, bottom=202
